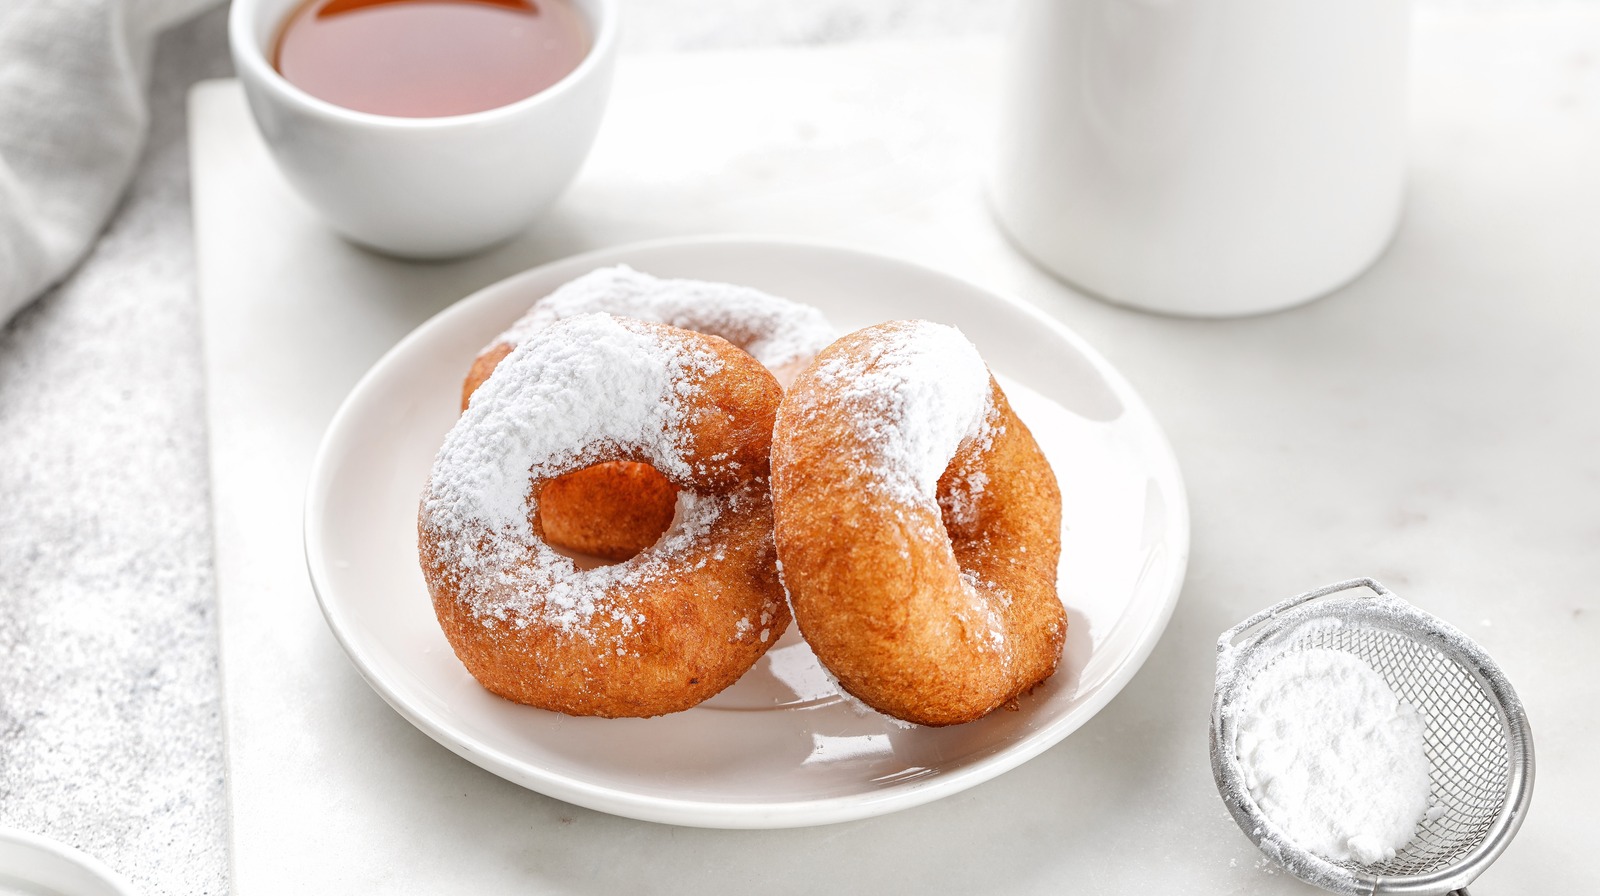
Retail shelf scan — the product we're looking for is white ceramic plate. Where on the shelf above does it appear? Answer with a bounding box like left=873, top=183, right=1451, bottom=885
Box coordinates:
left=0, top=828, right=140, bottom=896
left=305, top=237, right=1189, bottom=828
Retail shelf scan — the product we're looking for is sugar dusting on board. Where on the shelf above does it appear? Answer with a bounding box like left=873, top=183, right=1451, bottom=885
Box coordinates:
left=491, top=265, right=835, bottom=374
left=421, top=313, right=737, bottom=642
left=1234, top=648, right=1437, bottom=865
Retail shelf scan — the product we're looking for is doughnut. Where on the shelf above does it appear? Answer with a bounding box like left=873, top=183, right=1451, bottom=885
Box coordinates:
left=770, top=320, right=1065, bottom=727
left=420, top=313, right=791, bottom=717
left=461, top=265, right=834, bottom=561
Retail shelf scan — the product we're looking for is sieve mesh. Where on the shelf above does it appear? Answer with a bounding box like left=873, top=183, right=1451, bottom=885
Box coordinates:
left=1268, top=623, right=1510, bottom=878
left=1211, top=579, right=1534, bottom=896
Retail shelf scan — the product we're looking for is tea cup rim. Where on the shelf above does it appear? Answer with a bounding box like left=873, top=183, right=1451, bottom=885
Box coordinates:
left=228, top=0, right=619, bottom=130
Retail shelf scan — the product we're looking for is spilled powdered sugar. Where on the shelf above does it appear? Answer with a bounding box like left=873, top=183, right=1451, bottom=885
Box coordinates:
left=492, top=265, right=835, bottom=373
left=421, top=313, right=729, bottom=637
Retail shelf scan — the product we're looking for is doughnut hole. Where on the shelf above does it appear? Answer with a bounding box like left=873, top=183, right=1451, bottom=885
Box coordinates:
left=532, top=336, right=781, bottom=562
left=465, top=334, right=776, bottom=563
left=536, top=461, right=680, bottom=562
left=935, top=400, right=1060, bottom=592
left=464, top=342, right=684, bottom=563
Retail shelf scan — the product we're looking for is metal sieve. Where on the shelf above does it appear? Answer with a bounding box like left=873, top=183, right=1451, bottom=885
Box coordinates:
left=1210, top=578, right=1534, bottom=896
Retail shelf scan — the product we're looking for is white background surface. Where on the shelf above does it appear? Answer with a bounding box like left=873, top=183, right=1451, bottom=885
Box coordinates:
left=197, top=20, right=1593, bottom=896
left=2, top=2, right=1597, bottom=894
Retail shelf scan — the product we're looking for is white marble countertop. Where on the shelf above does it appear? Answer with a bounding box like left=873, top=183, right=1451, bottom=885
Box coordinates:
left=1, top=3, right=1596, bottom=895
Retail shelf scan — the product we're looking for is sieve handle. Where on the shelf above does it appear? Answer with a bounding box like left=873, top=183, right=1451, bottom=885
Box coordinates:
left=1217, top=577, right=1393, bottom=652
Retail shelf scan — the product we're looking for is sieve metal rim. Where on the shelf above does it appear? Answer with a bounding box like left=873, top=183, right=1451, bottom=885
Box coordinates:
left=1209, top=578, right=1534, bottom=896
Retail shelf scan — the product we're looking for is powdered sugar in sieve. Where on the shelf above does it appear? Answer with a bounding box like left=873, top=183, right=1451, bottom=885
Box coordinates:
left=1210, top=578, right=1534, bottom=896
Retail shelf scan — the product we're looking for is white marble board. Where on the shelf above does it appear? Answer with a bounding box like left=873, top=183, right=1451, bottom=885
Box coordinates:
left=193, top=23, right=1594, bottom=894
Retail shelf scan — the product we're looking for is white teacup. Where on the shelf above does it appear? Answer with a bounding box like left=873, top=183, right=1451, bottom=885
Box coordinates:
left=229, top=0, right=618, bottom=260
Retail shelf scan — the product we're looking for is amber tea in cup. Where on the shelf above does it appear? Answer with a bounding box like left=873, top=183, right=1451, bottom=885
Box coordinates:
left=273, top=0, right=590, bottom=118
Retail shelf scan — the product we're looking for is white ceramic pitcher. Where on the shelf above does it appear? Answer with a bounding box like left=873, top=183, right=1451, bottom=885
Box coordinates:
left=990, top=0, right=1411, bottom=317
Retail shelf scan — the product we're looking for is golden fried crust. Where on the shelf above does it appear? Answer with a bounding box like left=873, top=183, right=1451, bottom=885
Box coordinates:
left=424, top=325, right=791, bottom=718
left=465, top=341, right=681, bottom=561
left=423, top=485, right=788, bottom=717
left=771, top=332, right=1065, bottom=727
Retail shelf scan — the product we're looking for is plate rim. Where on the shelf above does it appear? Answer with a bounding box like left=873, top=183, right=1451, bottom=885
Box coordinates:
left=303, top=234, right=1191, bottom=828
left=0, top=827, right=141, bottom=896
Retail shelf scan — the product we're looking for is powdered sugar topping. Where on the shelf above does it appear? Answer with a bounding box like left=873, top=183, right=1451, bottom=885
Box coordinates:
left=491, top=265, right=835, bottom=373
left=807, top=320, right=994, bottom=508
left=420, top=314, right=731, bottom=636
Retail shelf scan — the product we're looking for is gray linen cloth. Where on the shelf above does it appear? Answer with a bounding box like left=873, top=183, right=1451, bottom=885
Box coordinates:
left=0, top=0, right=217, bottom=326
